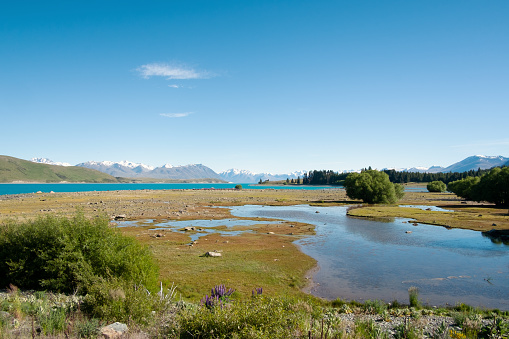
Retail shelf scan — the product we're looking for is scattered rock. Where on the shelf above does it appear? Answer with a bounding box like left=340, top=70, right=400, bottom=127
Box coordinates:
left=492, top=223, right=497, bottom=226
left=406, top=231, right=412, bottom=234
left=184, top=226, right=196, bottom=231
left=114, top=214, right=127, bottom=220
left=100, top=322, right=128, bottom=338
left=267, top=232, right=275, bottom=234
left=204, top=251, right=222, bottom=257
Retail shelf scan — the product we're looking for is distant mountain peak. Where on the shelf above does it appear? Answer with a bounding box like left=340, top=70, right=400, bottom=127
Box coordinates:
left=219, top=169, right=307, bottom=183
left=31, top=157, right=72, bottom=167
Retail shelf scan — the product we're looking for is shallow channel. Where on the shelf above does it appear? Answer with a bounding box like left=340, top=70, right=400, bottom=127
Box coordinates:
left=229, top=205, right=509, bottom=310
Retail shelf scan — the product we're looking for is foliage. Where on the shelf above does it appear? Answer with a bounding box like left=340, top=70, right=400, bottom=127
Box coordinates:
left=345, top=169, right=404, bottom=204
left=384, top=167, right=490, bottom=184
left=408, top=286, right=420, bottom=308
left=235, top=184, right=243, bottom=190
left=178, top=294, right=339, bottom=339
left=0, top=212, right=158, bottom=294
left=448, top=167, right=509, bottom=206
left=427, top=180, right=447, bottom=192
left=200, top=284, right=235, bottom=309
left=82, top=278, right=177, bottom=324
left=448, top=177, right=481, bottom=200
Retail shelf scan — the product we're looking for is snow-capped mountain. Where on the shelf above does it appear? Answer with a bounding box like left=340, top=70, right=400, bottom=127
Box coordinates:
left=77, top=161, right=221, bottom=180
left=219, top=169, right=308, bottom=183
left=440, top=155, right=509, bottom=173
left=387, top=155, right=508, bottom=173
left=31, top=158, right=72, bottom=167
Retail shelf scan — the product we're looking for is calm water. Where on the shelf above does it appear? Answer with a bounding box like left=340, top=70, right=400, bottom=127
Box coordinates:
left=0, top=183, right=340, bottom=195
left=228, top=205, right=509, bottom=310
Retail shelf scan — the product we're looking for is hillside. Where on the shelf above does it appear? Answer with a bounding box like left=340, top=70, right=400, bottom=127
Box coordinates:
left=0, top=155, right=118, bottom=183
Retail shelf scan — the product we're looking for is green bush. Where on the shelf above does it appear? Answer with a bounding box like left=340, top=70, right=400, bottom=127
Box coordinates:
left=235, top=184, right=243, bottom=190
left=345, top=169, right=404, bottom=204
left=427, top=180, right=446, bottom=192
left=82, top=277, right=173, bottom=324
left=0, top=212, right=158, bottom=294
left=177, top=295, right=339, bottom=339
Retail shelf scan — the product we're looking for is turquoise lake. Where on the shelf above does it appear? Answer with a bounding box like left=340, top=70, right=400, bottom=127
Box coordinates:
left=0, top=183, right=340, bottom=195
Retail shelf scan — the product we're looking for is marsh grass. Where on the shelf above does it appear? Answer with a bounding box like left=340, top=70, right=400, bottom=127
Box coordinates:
left=408, top=286, right=421, bottom=308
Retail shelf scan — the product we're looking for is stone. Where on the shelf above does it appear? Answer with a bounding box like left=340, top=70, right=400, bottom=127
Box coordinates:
left=114, top=214, right=127, bottom=220
left=204, top=251, right=222, bottom=257
left=100, top=322, right=128, bottom=338
left=406, top=231, right=412, bottom=234
left=184, top=226, right=196, bottom=231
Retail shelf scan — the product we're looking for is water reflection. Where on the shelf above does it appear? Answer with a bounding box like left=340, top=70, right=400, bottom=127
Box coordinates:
left=229, top=205, right=509, bottom=310
left=482, top=230, right=509, bottom=246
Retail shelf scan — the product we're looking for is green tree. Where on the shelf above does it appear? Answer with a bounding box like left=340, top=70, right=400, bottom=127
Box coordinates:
left=235, top=184, right=243, bottom=190
left=447, top=176, right=481, bottom=201
left=476, top=167, right=509, bottom=206
left=345, top=169, right=404, bottom=204
left=427, top=180, right=447, bottom=192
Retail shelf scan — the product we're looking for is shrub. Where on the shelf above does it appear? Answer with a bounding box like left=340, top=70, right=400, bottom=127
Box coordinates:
left=0, top=212, right=158, bottom=294
left=82, top=278, right=173, bottom=324
left=235, top=184, right=243, bottom=190
left=427, top=180, right=446, bottom=192
left=408, top=286, right=420, bottom=308
left=177, top=295, right=338, bottom=339
left=345, top=169, right=404, bottom=204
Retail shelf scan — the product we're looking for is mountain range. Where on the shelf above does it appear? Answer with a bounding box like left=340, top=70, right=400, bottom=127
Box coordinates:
left=29, top=155, right=509, bottom=183
left=75, top=161, right=222, bottom=180
left=399, top=155, right=509, bottom=173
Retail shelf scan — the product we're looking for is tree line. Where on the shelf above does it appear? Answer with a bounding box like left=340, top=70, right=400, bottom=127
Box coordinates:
left=291, top=168, right=492, bottom=186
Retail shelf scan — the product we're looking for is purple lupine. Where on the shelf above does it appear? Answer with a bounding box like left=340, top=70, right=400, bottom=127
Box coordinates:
left=201, top=285, right=235, bottom=309
left=252, top=287, right=263, bottom=296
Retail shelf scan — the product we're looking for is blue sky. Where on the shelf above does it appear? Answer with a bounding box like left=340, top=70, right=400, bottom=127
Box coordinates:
left=1, top=1, right=508, bottom=173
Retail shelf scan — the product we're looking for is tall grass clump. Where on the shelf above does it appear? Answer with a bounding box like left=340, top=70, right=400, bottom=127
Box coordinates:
left=408, top=286, right=420, bottom=308
left=0, top=212, right=158, bottom=294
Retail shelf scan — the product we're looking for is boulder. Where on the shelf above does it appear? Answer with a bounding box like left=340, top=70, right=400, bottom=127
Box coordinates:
left=204, top=251, right=222, bottom=257
left=100, top=322, right=128, bottom=338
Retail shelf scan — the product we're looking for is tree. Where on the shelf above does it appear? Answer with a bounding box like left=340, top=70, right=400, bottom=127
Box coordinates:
left=235, top=184, right=243, bottom=190
left=344, top=169, right=404, bottom=204
left=427, top=181, right=446, bottom=192
left=447, top=177, right=481, bottom=201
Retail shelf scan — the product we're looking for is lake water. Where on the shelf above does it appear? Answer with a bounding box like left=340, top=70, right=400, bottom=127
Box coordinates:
left=228, top=205, right=509, bottom=310
left=0, top=183, right=340, bottom=195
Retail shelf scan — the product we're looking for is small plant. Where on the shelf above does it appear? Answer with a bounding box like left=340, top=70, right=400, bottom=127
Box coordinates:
left=364, top=299, right=387, bottom=314
left=74, top=317, right=100, bottom=338
left=252, top=287, right=263, bottom=297
left=408, top=286, right=421, bottom=308
left=235, top=184, right=243, bottom=190
left=355, top=319, right=389, bottom=338
left=200, top=284, right=235, bottom=309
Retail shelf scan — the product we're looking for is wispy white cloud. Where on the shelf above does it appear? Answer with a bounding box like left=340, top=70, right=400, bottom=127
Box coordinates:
left=137, top=63, right=210, bottom=80
left=160, top=112, right=193, bottom=118
left=168, top=84, right=180, bottom=88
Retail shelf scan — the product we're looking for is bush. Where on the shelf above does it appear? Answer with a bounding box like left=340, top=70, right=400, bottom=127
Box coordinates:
left=448, top=167, right=509, bottom=206
left=0, top=212, right=158, bottom=294
left=427, top=180, right=446, bottom=192
left=177, top=295, right=340, bottom=338
left=235, top=184, right=243, bottom=190
left=345, top=169, right=404, bottom=204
